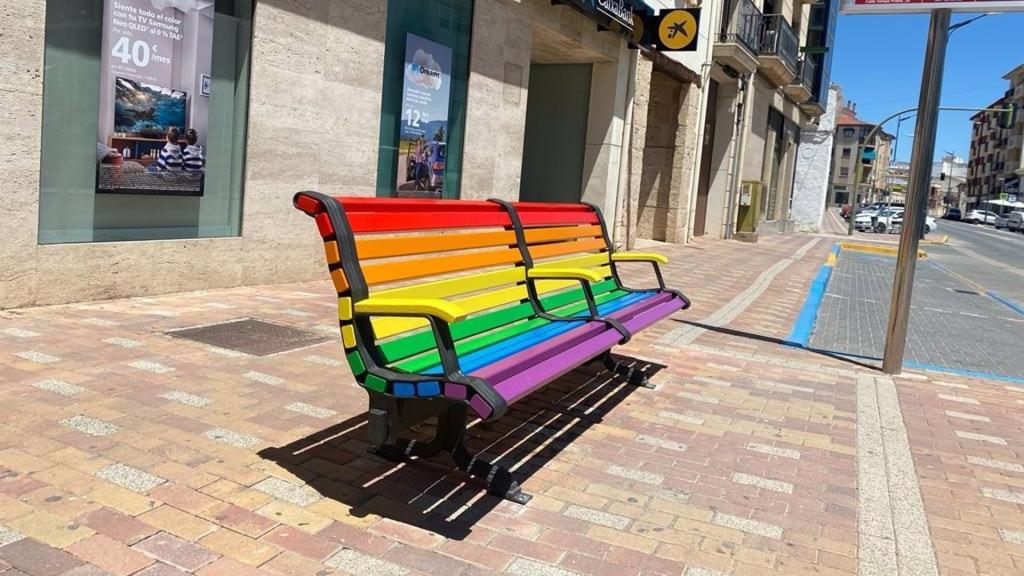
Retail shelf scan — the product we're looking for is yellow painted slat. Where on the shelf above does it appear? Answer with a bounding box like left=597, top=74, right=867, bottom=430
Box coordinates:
left=375, top=267, right=525, bottom=300
left=535, top=253, right=610, bottom=270
left=341, top=324, right=356, bottom=348
left=338, top=297, right=352, bottom=321
left=370, top=277, right=579, bottom=339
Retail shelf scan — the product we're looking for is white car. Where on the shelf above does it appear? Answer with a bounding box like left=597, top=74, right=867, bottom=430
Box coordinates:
left=964, top=210, right=998, bottom=225
left=890, top=210, right=937, bottom=234
left=1008, top=211, right=1024, bottom=232
left=857, top=208, right=937, bottom=233
left=995, top=213, right=1010, bottom=229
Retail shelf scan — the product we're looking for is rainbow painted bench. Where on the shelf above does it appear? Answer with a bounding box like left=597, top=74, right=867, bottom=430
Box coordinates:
left=293, top=193, right=690, bottom=502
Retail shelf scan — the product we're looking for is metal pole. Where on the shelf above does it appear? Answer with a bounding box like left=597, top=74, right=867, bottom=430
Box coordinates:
left=847, top=139, right=865, bottom=236
left=882, top=9, right=950, bottom=374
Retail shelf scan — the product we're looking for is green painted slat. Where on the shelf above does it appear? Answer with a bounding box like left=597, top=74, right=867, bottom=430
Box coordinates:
left=364, top=374, right=387, bottom=392
left=346, top=351, right=366, bottom=376
left=393, top=287, right=629, bottom=373
left=377, top=279, right=618, bottom=363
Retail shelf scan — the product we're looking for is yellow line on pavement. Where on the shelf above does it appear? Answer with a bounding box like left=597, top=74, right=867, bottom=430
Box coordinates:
left=839, top=242, right=927, bottom=259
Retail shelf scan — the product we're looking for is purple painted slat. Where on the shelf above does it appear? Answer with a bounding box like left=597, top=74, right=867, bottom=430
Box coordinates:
left=469, top=395, right=492, bottom=419
left=489, top=295, right=686, bottom=404
left=472, top=293, right=669, bottom=384
left=493, top=330, right=622, bottom=404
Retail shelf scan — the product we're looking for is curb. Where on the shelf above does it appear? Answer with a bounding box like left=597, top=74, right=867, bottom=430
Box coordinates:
left=784, top=243, right=839, bottom=348
left=839, top=241, right=927, bottom=259
left=921, top=234, right=949, bottom=245
left=987, top=291, right=1024, bottom=318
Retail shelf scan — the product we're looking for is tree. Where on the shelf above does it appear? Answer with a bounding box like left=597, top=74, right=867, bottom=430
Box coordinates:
left=434, top=125, right=446, bottom=143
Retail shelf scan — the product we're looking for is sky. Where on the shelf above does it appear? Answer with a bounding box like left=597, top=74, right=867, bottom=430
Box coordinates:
left=831, top=11, right=1024, bottom=163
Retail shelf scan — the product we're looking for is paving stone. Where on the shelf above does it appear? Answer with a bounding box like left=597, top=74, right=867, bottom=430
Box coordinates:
left=634, top=435, right=687, bottom=452
left=132, top=563, right=191, bottom=576
left=251, top=478, right=320, bottom=507
left=93, top=464, right=166, bottom=493
left=128, top=361, right=175, bottom=374
left=2, top=328, right=40, bottom=338
left=730, top=472, right=794, bottom=494
left=563, top=505, right=631, bottom=529
left=944, top=410, right=990, bottom=422
left=66, top=534, right=155, bottom=576
left=159, top=391, right=211, bottom=408
left=303, top=355, right=342, bottom=367
left=79, top=508, right=157, bottom=545
left=15, top=351, right=61, bottom=364
left=243, top=371, right=283, bottom=386
left=284, top=402, right=337, bottom=419
left=938, top=394, right=980, bottom=405
left=324, top=548, right=408, bottom=576
left=82, top=318, right=119, bottom=327
left=132, top=532, right=220, bottom=572
left=684, top=566, right=730, bottom=576
left=981, top=487, right=1024, bottom=504
left=999, top=529, right=1024, bottom=545
left=202, top=429, right=261, bottom=449
left=711, top=512, right=783, bottom=539
left=605, top=466, right=664, bottom=485
left=61, top=416, right=120, bottom=437
left=966, top=456, right=1024, bottom=474
left=31, top=379, right=86, bottom=397
left=745, top=442, right=801, bottom=459
left=102, top=338, right=142, bottom=348
left=204, top=347, right=247, bottom=358
left=675, top=391, right=719, bottom=405
left=504, top=557, right=579, bottom=576
left=0, top=525, right=24, bottom=547
left=656, top=411, right=705, bottom=425
left=954, top=430, right=1007, bottom=445
left=0, top=538, right=84, bottom=576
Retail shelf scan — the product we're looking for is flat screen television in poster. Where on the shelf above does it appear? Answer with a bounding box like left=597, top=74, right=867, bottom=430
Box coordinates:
left=395, top=33, right=453, bottom=198
left=96, top=0, right=213, bottom=196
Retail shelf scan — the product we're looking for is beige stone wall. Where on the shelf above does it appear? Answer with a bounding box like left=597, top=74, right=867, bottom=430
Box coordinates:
left=0, top=0, right=387, bottom=309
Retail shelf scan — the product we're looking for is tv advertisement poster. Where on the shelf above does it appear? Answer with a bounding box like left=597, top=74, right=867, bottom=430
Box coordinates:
left=396, top=33, right=452, bottom=198
left=97, top=0, right=212, bottom=196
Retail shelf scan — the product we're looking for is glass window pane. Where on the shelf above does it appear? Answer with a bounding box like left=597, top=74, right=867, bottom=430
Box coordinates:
left=38, top=0, right=252, bottom=244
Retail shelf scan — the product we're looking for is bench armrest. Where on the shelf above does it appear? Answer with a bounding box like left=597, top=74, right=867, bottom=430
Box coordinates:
left=354, top=298, right=468, bottom=324
left=527, top=268, right=605, bottom=283
left=611, top=252, right=669, bottom=265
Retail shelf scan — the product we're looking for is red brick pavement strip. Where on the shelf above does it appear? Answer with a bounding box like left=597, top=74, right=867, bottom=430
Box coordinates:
left=0, top=233, right=1013, bottom=575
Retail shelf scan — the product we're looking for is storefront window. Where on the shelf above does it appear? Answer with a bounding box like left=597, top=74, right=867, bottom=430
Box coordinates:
left=38, top=0, right=252, bottom=244
left=375, top=0, right=473, bottom=199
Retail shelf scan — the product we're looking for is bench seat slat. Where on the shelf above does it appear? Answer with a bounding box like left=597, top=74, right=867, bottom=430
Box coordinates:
left=354, top=225, right=604, bottom=260
left=489, top=294, right=684, bottom=405
left=391, top=288, right=641, bottom=374
left=379, top=279, right=621, bottom=366
left=361, top=248, right=522, bottom=285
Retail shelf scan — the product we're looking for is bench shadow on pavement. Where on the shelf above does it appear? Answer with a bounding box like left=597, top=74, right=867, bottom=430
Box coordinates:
left=676, top=320, right=882, bottom=371
left=258, top=354, right=665, bottom=540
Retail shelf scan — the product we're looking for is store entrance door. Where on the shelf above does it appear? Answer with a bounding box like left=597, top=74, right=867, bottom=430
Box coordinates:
left=520, top=63, right=592, bottom=203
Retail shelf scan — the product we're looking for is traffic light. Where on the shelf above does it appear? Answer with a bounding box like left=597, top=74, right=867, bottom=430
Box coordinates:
left=999, top=102, right=1019, bottom=129
left=861, top=146, right=876, bottom=166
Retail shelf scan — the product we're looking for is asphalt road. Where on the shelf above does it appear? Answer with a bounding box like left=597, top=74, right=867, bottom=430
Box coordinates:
left=926, top=219, right=1024, bottom=305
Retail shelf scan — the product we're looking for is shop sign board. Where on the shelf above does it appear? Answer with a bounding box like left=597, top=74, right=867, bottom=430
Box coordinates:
left=96, top=0, right=212, bottom=197
left=1004, top=176, right=1020, bottom=195
left=652, top=9, right=701, bottom=51
left=395, top=33, right=453, bottom=199
left=595, top=0, right=634, bottom=30
left=841, top=0, right=1024, bottom=14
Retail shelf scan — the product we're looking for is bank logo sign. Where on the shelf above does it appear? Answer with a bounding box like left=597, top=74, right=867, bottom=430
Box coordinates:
left=594, top=0, right=634, bottom=30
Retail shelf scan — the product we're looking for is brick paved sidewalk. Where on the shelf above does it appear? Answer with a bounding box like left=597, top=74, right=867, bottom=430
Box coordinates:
left=1, top=234, right=1021, bottom=576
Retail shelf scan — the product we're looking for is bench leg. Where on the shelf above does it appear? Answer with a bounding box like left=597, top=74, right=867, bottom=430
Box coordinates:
left=599, top=352, right=656, bottom=389
left=368, top=400, right=533, bottom=504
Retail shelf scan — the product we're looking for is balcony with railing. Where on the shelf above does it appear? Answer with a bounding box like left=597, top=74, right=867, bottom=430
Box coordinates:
left=713, top=0, right=763, bottom=75
left=758, top=14, right=799, bottom=87
left=785, top=57, right=815, bottom=104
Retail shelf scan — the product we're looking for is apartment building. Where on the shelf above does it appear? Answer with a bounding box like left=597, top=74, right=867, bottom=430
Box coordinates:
left=827, top=103, right=893, bottom=206
left=966, top=65, right=1024, bottom=211
left=693, top=0, right=837, bottom=240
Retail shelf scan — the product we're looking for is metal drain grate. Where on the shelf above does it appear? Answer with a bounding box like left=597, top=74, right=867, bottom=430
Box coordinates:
left=167, top=318, right=331, bottom=356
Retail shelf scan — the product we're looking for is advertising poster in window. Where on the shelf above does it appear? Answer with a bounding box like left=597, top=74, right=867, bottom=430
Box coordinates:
left=396, top=33, right=452, bottom=198
left=96, top=0, right=213, bottom=196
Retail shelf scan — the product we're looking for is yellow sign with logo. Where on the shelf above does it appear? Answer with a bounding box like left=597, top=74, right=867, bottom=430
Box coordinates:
left=656, top=9, right=700, bottom=51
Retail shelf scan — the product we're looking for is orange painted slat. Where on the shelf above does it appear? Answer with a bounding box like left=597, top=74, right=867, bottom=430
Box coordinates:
left=523, top=225, right=604, bottom=244
left=323, top=241, right=341, bottom=265
left=529, top=238, right=607, bottom=260
left=355, top=230, right=518, bottom=259
left=331, top=268, right=349, bottom=293
left=361, top=248, right=523, bottom=285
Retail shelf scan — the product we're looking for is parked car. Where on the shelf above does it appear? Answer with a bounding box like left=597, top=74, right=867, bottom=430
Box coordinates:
left=855, top=207, right=902, bottom=232
left=889, top=211, right=938, bottom=234
left=964, top=210, right=998, bottom=225
left=424, top=141, right=446, bottom=192
left=943, top=208, right=962, bottom=221
left=1009, top=211, right=1024, bottom=232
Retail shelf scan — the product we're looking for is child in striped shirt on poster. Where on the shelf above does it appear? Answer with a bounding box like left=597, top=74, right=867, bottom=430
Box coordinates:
left=155, top=127, right=183, bottom=171
left=182, top=128, right=205, bottom=172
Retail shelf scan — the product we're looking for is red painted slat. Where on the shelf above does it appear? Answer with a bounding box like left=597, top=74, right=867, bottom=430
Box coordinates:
left=345, top=211, right=514, bottom=233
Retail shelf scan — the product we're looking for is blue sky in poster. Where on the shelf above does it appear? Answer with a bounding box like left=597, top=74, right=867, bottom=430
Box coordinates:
left=401, top=34, right=453, bottom=140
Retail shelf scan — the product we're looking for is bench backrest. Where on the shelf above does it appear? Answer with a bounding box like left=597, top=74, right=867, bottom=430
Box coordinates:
left=293, top=194, right=612, bottom=385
